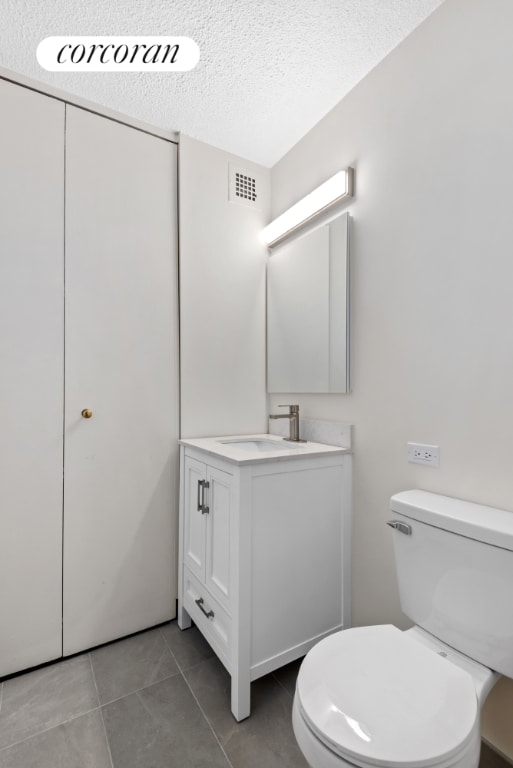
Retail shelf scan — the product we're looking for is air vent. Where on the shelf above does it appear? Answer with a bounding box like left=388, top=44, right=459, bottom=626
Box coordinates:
left=235, top=172, right=256, bottom=202
left=229, top=165, right=262, bottom=208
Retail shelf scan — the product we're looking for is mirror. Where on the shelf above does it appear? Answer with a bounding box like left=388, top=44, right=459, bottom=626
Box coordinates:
left=267, top=212, right=349, bottom=393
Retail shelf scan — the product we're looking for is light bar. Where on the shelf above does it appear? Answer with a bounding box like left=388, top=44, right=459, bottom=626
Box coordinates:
left=261, top=168, right=353, bottom=247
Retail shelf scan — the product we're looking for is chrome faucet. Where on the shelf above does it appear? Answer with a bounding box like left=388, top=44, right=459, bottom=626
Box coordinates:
left=269, top=404, right=306, bottom=442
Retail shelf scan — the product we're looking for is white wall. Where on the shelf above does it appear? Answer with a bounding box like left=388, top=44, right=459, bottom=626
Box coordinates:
left=179, top=134, right=270, bottom=437
left=269, top=0, right=513, bottom=756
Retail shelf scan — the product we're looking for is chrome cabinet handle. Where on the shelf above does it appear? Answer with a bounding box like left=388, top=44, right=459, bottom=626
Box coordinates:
left=201, top=480, right=209, bottom=514
left=197, top=479, right=203, bottom=511
left=197, top=480, right=210, bottom=514
left=195, top=597, right=214, bottom=619
left=386, top=520, right=412, bottom=535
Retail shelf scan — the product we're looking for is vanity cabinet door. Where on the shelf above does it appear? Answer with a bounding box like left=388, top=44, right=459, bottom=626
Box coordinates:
left=183, top=456, right=208, bottom=583
left=183, top=455, right=234, bottom=612
left=205, top=466, right=234, bottom=611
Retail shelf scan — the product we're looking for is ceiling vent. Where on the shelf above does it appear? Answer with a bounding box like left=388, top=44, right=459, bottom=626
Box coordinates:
left=229, top=165, right=261, bottom=209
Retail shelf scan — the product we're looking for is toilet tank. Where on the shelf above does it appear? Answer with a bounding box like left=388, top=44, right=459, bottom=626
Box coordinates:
left=390, top=490, right=513, bottom=677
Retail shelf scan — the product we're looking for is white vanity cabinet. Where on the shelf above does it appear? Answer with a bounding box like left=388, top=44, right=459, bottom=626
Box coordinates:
left=178, top=435, right=352, bottom=721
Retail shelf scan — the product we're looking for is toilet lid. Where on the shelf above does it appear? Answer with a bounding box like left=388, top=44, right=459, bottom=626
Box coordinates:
left=297, top=625, right=478, bottom=768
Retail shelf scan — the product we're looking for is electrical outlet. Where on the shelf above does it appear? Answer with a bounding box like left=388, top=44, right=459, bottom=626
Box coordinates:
left=407, top=442, right=440, bottom=467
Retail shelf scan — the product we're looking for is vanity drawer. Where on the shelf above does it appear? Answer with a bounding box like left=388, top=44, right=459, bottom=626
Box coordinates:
left=182, top=567, right=232, bottom=669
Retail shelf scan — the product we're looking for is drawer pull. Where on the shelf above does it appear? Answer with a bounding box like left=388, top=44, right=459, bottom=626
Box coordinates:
left=195, top=597, right=214, bottom=619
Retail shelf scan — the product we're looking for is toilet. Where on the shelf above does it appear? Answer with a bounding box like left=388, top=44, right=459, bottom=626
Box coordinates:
left=293, top=490, right=513, bottom=768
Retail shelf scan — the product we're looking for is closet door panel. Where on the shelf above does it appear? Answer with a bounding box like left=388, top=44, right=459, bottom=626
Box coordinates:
left=63, top=106, right=179, bottom=654
left=0, top=80, right=64, bottom=675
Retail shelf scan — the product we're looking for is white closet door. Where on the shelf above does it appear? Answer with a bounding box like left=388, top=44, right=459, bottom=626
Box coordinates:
left=63, top=106, right=179, bottom=654
left=0, top=80, right=64, bottom=675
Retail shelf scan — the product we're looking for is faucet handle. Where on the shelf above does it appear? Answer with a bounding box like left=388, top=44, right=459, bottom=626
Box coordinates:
left=277, top=404, right=299, bottom=414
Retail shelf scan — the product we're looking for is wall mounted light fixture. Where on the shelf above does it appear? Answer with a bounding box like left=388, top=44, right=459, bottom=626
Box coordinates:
left=261, top=167, right=354, bottom=247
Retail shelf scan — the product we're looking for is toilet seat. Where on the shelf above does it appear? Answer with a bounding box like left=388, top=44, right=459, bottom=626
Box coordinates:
left=295, top=625, right=479, bottom=768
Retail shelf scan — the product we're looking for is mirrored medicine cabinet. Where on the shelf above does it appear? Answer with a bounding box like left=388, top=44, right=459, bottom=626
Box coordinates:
left=266, top=211, right=350, bottom=394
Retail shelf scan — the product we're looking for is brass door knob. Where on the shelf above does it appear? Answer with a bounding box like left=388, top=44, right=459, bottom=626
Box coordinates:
left=81, top=409, right=93, bottom=419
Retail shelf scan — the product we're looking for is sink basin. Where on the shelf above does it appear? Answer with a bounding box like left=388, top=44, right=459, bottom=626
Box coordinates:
left=219, top=438, right=300, bottom=453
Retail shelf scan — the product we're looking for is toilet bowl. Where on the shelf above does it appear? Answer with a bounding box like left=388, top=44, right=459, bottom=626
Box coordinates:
left=292, top=489, right=513, bottom=768
left=293, top=625, right=490, bottom=768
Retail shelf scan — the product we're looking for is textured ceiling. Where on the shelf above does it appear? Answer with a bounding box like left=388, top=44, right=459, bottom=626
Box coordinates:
left=1, top=0, right=445, bottom=166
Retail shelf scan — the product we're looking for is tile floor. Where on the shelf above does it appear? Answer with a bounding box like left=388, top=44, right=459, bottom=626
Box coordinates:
left=0, top=622, right=508, bottom=768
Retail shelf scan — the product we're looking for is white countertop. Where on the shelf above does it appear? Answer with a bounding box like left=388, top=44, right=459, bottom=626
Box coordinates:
left=179, top=433, right=350, bottom=465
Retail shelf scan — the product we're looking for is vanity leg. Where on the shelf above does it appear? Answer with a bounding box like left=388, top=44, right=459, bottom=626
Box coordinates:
left=177, top=601, right=192, bottom=630
left=231, top=669, right=251, bottom=721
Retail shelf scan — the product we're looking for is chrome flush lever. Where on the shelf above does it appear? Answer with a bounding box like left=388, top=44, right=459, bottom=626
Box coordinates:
left=386, top=520, right=412, bottom=535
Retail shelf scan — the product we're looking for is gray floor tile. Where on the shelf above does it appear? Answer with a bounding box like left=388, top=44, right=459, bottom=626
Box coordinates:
left=0, top=655, right=99, bottom=750
left=272, top=658, right=303, bottom=698
left=0, top=709, right=112, bottom=768
left=90, top=627, right=179, bottom=704
left=160, top=621, right=215, bottom=671
left=184, top=656, right=309, bottom=768
left=103, top=673, right=230, bottom=768
left=0, top=622, right=506, bottom=768
left=480, top=742, right=510, bottom=768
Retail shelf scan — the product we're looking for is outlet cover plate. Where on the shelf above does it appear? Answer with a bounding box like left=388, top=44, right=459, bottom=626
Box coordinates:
left=407, top=442, right=440, bottom=467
